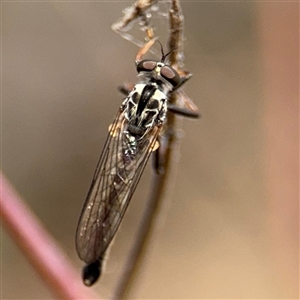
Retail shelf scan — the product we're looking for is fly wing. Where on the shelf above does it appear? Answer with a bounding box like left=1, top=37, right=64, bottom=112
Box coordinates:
left=76, top=109, right=161, bottom=264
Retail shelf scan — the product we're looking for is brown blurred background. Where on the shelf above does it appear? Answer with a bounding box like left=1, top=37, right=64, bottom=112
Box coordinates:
left=1, top=1, right=298, bottom=299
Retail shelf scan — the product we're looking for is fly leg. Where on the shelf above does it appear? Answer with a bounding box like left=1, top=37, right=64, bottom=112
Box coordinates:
left=153, top=94, right=199, bottom=175
left=152, top=135, right=165, bottom=175
left=168, top=104, right=200, bottom=119
left=118, top=83, right=135, bottom=96
left=168, top=89, right=200, bottom=119
left=173, top=70, right=193, bottom=91
left=168, top=70, right=200, bottom=118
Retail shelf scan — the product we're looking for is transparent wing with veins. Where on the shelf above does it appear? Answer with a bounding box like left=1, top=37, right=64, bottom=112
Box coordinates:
left=76, top=109, right=161, bottom=264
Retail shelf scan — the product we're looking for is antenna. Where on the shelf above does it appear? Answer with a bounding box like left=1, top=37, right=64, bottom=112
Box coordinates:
left=158, top=40, right=174, bottom=62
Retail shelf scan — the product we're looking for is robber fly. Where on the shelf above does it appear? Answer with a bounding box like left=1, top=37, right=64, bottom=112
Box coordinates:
left=75, top=39, right=198, bottom=286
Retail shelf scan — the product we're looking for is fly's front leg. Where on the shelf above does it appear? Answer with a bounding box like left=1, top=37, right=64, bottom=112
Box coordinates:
left=168, top=103, right=200, bottom=119
left=168, top=90, right=200, bottom=118
left=174, top=69, right=193, bottom=91
left=168, top=72, right=200, bottom=119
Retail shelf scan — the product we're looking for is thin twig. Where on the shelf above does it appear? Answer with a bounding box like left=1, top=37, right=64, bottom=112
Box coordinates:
left=112, top=0, right=159, bottom=54
left=113, top=1, right=187, bottom=299
left=0, top=171, right=99, bottom=300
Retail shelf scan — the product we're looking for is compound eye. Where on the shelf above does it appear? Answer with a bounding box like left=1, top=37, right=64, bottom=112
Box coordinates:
left=160, top=65, right=180, bottom=88
left=137, top=60, right=157, bottom=73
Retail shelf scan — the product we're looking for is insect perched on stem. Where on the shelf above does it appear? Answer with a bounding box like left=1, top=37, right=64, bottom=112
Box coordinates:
left=75, top=37, right=199, bottom=286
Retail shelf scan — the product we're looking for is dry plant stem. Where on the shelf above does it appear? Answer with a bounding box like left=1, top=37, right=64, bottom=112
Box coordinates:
left=112, top=0, right=159, bottom=51
left=113, top=1, right=185, bottom=299
left=0, top=172, right=99, bottom=300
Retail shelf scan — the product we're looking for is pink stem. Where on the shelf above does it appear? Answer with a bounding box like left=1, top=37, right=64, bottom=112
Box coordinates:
left=0, top=171, right=99, bottom=299
left=258, top=2, right=299, bottom=295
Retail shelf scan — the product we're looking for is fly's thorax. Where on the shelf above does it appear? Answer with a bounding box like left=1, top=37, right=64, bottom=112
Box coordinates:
left=123, top=83, right=167, bottom=137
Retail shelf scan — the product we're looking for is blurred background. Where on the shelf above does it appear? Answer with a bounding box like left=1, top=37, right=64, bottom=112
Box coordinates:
left=1, top=1, right=298, bottom=299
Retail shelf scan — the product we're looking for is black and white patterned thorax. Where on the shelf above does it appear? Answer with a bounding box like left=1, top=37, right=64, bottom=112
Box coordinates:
left=122, top=83, right=167, bottom=136
left=121, top=60, right=181, bottom=139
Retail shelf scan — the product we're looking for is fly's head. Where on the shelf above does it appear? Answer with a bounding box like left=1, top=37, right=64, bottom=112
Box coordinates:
left=136, top=60, right=180, bottom=93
